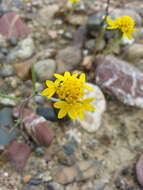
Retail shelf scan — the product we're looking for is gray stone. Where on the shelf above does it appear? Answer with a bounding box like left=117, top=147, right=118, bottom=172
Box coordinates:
left=56, top=46, right=81, bottom=74
left=86, top=11, right=105, bottom=31
left=16, top=37, right=35, bottom=60
left=0, top=108, right=17, bottom=145
left=7, top=50, right=18, bottom=63
left=123, top=43, right=143, bottom=63
left=34, top=95, right=45, bottom=105
left=0, top=52, right=5, bottom=62
left=9, top=37, right=18, bottom=46
left=1, top=65, right=14, bottom=77
left=1, top=48, right=8, bottom=55
left=35, top=59, right=56, bottom=81
left=36, top=106, right=58, bottom=122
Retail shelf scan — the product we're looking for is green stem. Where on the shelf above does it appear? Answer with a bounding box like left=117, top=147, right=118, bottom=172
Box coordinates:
left=0, top=93, right=17, bottom=100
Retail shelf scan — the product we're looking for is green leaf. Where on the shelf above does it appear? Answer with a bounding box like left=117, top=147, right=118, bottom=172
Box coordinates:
left=31, top=63, right=37, bottom=95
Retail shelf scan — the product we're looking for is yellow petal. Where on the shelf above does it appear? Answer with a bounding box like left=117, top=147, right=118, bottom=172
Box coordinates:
left=79, top=73, right=85, bottom=83
left=54, top=101, right=67, bottom=108
left=46, top=80, right=54, bottom=87
left=106, top=16, right=114, bottom=26
left=58, top=108, right=67, bottom=119
left=84, top=84, right=94, bottom=91
left=78, top=108, right=84, bottom=120
left=64, top=71, right=71, bottom=78
left=54, top=73, right=64, bottom=81
left=68, top=108, right=77, bottom=120
left=83, top=97, right=95, bottom=103
left=84, top=104, right=95, bottom=111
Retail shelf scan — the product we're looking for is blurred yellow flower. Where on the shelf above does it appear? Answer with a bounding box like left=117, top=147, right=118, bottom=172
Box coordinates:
left=69, top=0, right=80, bottom=4
left=22, top=0, right=29, bottom=2
left=42, top=72, right=95, bottom=120
left=106, top=15, right=136, bottom=40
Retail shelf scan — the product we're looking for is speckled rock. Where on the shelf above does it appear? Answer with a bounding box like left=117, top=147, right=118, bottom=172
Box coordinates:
left=52, top=160, right=101, bottom=185
left=12, top=107, right=53, bottom=147
left=0, top=12, right=29, bottom=38
left=16, top=37, right=35, bottom=60
left=95, top=55, right=143, bottom=108
left=1, top=65, right=14, bottom=77
left=35, top=59, right=56, bottom=81
left=5, top=140, right=31, bottom=172
left=66, top=14, right=88, bottom=26
left=77, top=82, right=106, bottom=133
left=56, top=46, right=81, bottom=74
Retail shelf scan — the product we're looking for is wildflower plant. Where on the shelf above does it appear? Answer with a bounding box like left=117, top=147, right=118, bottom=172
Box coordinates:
left=42, top=72, right=95, bottom=120
left=103, top=15, right=136, bottom=55
left=106, top=15, right=136, bottom=40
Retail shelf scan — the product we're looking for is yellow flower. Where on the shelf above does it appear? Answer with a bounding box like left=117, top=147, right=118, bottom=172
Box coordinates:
left=41, top=80, right=59, bottom=98
left=69, top=0, right=80, bottom=4
left=106, top=16, right=136, bottom=40
left=22, top=0, right=29, bottom=2
left=42, top=71, right=95, bottom=120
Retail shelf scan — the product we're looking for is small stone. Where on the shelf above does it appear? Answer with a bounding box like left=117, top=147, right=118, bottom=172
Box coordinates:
left=0, top=12, right=29, bottom=38
left=5, top=140, right=31, bottom=172
left=72, top=26, right=87, bottom=49
left=28, top=178, right=41, bottom=185
left=63, top=144, right=75, bottom=156
left=82, top=152, right=89, bottom=160
left=44, top=182, right=64, bottom=190
left=36, top=107, right=58, bottom=122
left=0, top=52, right=5, bottom=62
left=6, top=50, right=18, bottom=62
left=1, top=65, right=14, bottom=77
left=1, top=48, right=8, bottom=55
left=9, top=37, right=18, bottom=46
left=14, top=60, right=31, bottom=79
left=85, top=39, right=96, bottom=51
left=136, top=154, right=143, bottom=186
left=16, top=37, right=35, bottom=60
left=124, top=43, right=143, bottom=63
left=77, top=82, right=106, bottom=133
left=34, top=96, right=45, bottom=105
left=23, top=175, right=32, bottom=184
left=0, top=96, right=16, bottom=106
left=42, top=171, right=52, bottom=182
left=56, top=46, right=81, bottom=74
left=52, top=160, right=101, bottom=185
left=57, top=149, right=75, bottom=166
left=66, top=14, right=88, bottom=26
left=86, top=11, right=105, bottom=32
left=35, top=59, right=56, bottom=81
left=82, top=55, right=94, bottom=70
left=95, top=55, right=143, bottom=108
left=35, top=147, right=45, bottom=157
left=12, top=107, right=53, bottom=147
left=0, top=108, right=17, bottom=145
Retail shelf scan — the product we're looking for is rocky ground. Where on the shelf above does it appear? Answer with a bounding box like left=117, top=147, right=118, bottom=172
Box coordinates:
left=1, top=0, right=143, bottom=189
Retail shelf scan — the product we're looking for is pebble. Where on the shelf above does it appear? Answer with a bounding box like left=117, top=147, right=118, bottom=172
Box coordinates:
left=23, top=175, right=32, bottom=184
left=77, top=82, right=106, bottom=133
left=0, top=96, right=16, bottom=106
left=63, top=144, right=75, bottom=156
left=1, top=48, right=8, bottom=55
left=57, top=149, right=75, bottom=166
left=56, top=46, right=81, bottom=74
left=136, top=154, right=143, bottom=186
left=35, top=59, right=56, bottom=81
left=0, top=34, right=6, bottom=48
left=28, top=178, right=42, bottom=185
left=34, top=95, right=45, bottom=105
left=9, top=37, right=18, bottom=46
left=0, top=52, right=5, bottom=62
left=1, top=65, right=14, bottom=77
left=5, top=140, right=31, bottom=172
left=86, top=11, right=105, bottom=32
left=0, top=108, right=17, bottom=145
left=16, top=37, right=35, bottom=60
left=52, top=160, right=101, bottom=185
left=12, top=107, right=53, bottom=147
left=36, top=106, right=58, bottom=122
left=35, top=147, right=45, bottom=157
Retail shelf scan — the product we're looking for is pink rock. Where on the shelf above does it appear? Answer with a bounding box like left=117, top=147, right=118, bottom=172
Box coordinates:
left=12, top=106, right=53, bottom=147
left=0, top=12, right=29, bottom=38
left=5, top=140, right=31, bottom=172
left=95, top=55, right=143, bottom=108
left=136, top=154, right=143, bottom=186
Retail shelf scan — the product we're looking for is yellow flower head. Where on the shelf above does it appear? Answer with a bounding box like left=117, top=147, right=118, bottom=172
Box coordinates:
left=42, top=72, right=95, bottom=120
left=22, top=0, right=29, bottom=2
left=69, top=0, right=80, bottom=4
left=106, top=15, right=136, bottom=40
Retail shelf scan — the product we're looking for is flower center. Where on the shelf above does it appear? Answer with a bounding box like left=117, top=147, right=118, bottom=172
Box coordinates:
left=57, top=77, right=84, bottom=103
